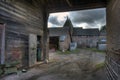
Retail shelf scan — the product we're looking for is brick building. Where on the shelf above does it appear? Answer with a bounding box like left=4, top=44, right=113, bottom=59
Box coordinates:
left=72, top=28, right=99, bottom=48
left=49, top=17, right=72, bottom=51
left=49, top=17, right=100, bottom=50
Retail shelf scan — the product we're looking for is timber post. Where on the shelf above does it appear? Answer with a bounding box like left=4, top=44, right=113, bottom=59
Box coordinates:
left=106, top=0, right=120, bottom=79
left=42, top=0, right=49, bottom=63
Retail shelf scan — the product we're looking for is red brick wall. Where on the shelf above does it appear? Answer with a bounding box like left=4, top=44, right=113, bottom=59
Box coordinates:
left=72, top=36, right=99, bottom=48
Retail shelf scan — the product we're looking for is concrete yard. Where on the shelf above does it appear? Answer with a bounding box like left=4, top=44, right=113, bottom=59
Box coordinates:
left=1, top=49, right=106, bottom=80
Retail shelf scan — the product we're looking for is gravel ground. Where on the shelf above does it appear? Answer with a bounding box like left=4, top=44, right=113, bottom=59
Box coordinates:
left=1, top=49, right=106, bottom=80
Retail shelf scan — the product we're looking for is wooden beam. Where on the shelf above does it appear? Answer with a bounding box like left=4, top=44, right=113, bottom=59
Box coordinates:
left=66, top=0, right=73, bottom=7
left=41, top=0, right=49, bottom=62
left=0, top=24, right=5, bottom=64
left=48, top=2, right=106, bottom=13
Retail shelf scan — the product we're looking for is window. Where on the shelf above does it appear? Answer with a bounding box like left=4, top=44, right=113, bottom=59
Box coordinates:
left=60, top=35, right=66, bottom=42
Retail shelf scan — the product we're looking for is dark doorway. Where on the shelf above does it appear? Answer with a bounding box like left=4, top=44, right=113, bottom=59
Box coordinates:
left=37, top=36, right=41, bottom=62
left=49, top=37, right=59, bottom=50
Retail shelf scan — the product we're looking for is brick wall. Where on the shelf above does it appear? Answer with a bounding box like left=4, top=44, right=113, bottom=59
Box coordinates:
left=59, top=34, right=71, bottom=51
left=72, top=36, right=99, bottom=48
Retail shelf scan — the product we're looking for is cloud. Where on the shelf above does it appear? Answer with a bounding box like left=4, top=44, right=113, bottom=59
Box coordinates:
left=48, top=16, right=61, bottom=26
left=48, top=8, right=106, bottom=29
left=70, top=8, right=106, bottom=28
left=48, top=12, right=69, bottom=27
left=70, top=8, right=105, bottom=24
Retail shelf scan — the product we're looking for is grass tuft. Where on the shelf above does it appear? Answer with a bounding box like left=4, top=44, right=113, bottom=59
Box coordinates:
left=93, top=62, right=105, bottom=72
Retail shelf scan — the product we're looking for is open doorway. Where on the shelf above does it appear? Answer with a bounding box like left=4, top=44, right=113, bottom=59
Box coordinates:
left=49, top=36, right=59, bottom=51
left=37, top=36, right=42, bottom=62
left=48, top=8, right=106, bottom=51
left=47, top=8, right=107, bottom=80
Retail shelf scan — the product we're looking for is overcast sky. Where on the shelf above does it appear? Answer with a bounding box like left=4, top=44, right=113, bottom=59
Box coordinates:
left=48, top=8, right=106, bottom=29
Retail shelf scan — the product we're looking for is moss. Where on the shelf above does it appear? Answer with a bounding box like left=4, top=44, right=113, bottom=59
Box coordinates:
left=5, top=61, right=20, bottom=67
left=0, top=69, right=3, bottom=75
left=0, top=61, right=19, bottom=75
left=5, top=67, right=17, bottom=74
left=93, top=62, right=105, bottom=72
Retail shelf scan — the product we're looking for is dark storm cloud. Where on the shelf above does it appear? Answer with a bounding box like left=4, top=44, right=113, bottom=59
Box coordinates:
left=69, top=8, right=106, bottom=27
left=48, top=8, right=106, bottom=28
left=48, top=16, right=61, bottom=26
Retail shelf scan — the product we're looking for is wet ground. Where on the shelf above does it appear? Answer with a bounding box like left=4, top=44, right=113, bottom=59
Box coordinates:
left=1, top=49, right=106, bottom=80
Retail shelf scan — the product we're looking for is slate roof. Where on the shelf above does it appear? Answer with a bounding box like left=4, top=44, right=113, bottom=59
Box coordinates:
left=49, top=17, right=99, bottom=37
left=49, top=28, right=99, bottom=37
left=49, top=17, right=73, bottom=37
left=49, top=28, right=68, bottom=37
left=73, top=28, right=100, bottom=36
left=63, top=17, right=73, bottom=28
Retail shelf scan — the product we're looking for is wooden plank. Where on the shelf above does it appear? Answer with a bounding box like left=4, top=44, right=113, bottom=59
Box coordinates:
left=0, top=1, right=43, bottom=31
left=0, top=24, right=5, bottom=64
left=66, top=0, right=73, bottom=7
left=41, top=2, right=49, bottom=61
